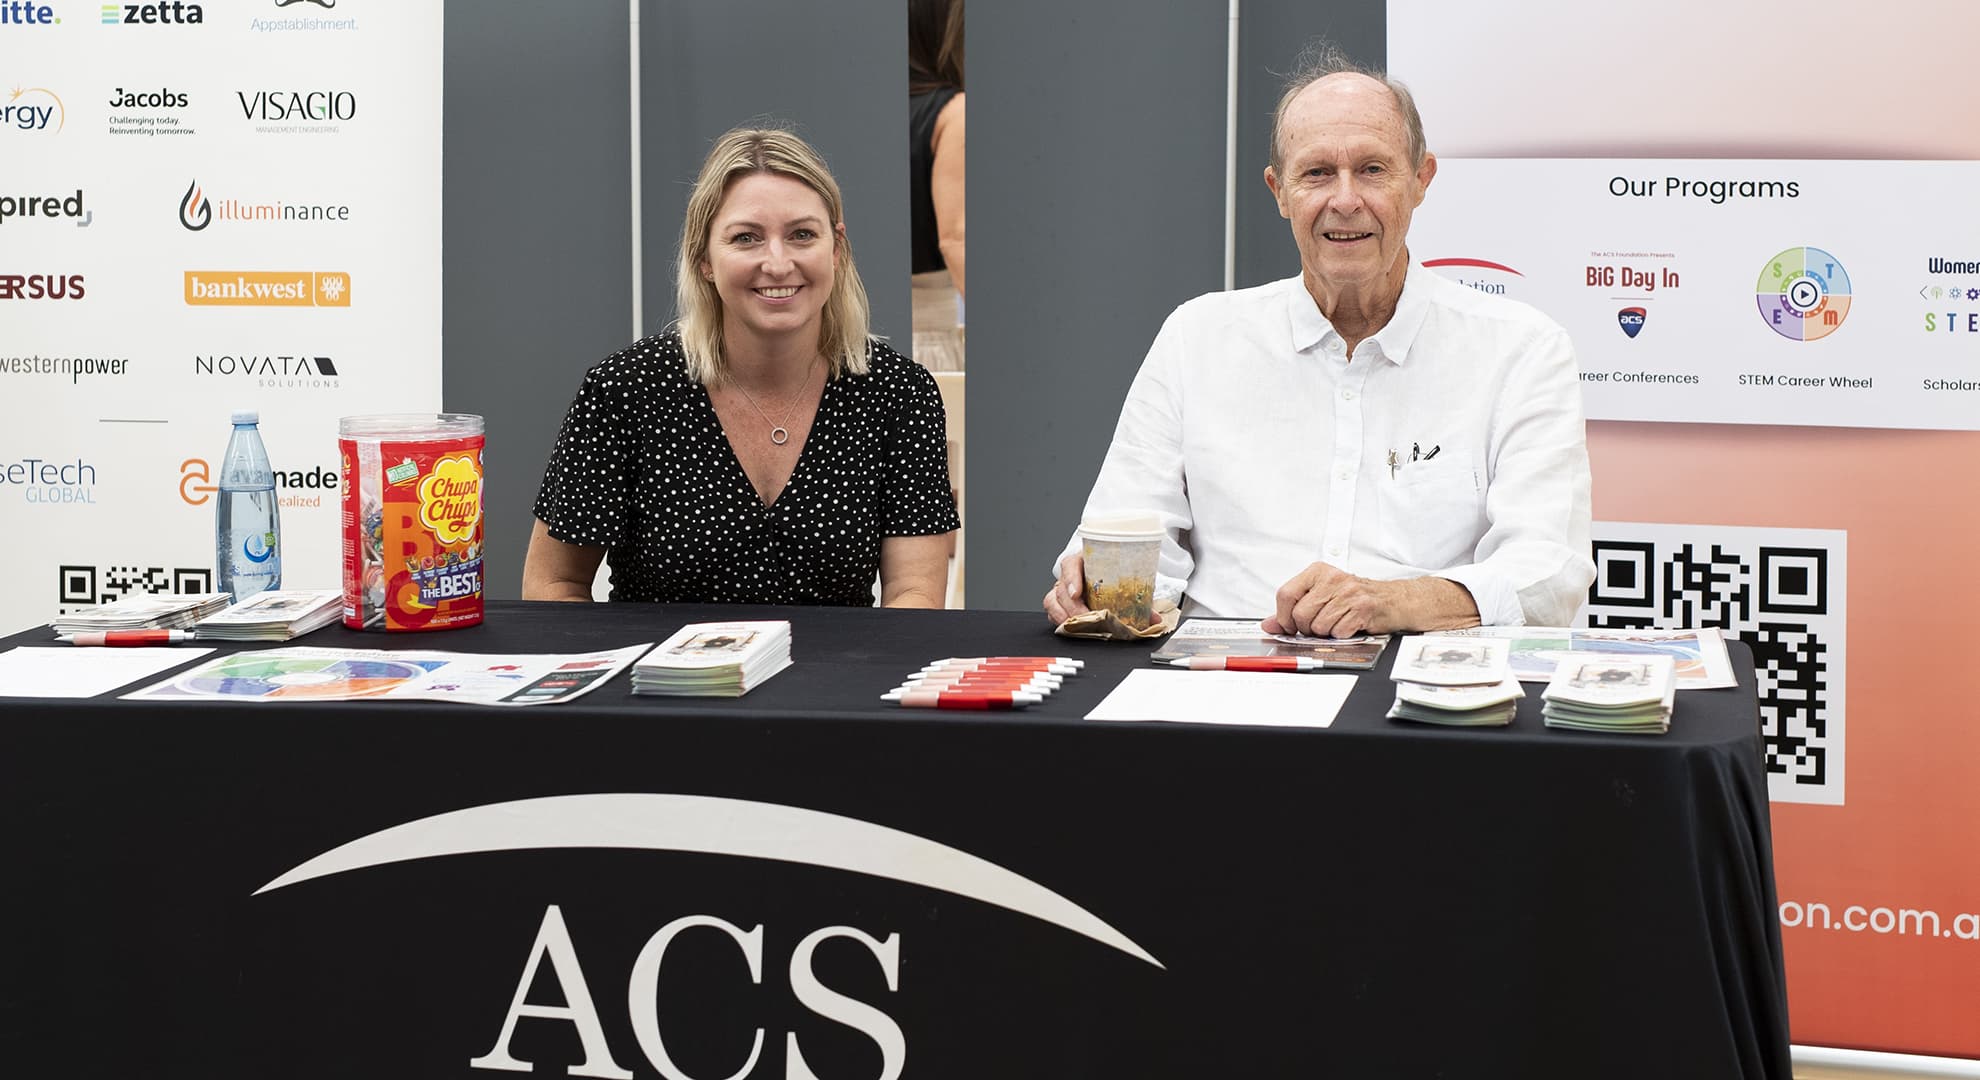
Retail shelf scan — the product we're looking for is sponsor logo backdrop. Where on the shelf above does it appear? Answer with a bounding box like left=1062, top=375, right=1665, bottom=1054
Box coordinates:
left=1395, top=0, right=1980, bottom=1058
left=0, top=4, right=441, bottom=632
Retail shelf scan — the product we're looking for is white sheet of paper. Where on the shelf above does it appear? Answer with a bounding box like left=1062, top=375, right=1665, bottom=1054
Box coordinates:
left=0, top=645, right=215, bottom=698
left=1084, top=669, right=1357, bottom=728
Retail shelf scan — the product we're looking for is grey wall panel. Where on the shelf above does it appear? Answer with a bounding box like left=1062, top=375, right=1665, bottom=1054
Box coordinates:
left=637, top=0, right=908, bottom=348
left=1235, top=5, right=1386, bottom=288
left=443, top=1, right=632, bottom=599
left=969, top=0, right=1229, bottom=610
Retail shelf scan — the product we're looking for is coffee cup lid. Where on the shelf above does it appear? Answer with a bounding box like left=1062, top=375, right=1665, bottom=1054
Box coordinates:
left=1080, top=511, right=1163, bottom=543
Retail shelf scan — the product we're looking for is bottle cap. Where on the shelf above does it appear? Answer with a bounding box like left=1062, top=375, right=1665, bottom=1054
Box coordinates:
left=231, top=409, right=259, bottom=424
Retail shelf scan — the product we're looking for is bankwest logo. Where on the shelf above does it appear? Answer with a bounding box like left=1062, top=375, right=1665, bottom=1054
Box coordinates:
left=184, top=270, right=349, bottom=307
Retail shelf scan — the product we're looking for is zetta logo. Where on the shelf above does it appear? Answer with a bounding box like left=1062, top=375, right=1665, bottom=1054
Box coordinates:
left=0, top=2, right=60, bottom=24
left=181, top=457, right=338, bottom=505
left=0, top=272, right=83, bottom=299
left=101, top=2, right=203, bottom=23
left=0, top=189, right=88, bottom=226
left=1618, top=306, right=1647, bottom=338
left=2, top=85, right=63, bottom=132
left=184, top=270, right=349, bottom=307
left=257, top=794, right=1160, bottom=1080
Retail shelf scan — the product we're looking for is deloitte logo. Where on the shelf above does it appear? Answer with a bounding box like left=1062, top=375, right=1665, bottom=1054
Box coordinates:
left=1757, top=247, right=1851, bottom=342
left=1, top=2, right=60, bottom=24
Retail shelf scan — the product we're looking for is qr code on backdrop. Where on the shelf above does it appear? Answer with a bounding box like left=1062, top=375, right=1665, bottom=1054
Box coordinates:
left=1582, top=523, right=1847, bottom=807
left=57, top=565, right=214, bottom=613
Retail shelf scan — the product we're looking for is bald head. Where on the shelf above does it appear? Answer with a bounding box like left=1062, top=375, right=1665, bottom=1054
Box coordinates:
left=1267, top=48, right=1426, bottom=175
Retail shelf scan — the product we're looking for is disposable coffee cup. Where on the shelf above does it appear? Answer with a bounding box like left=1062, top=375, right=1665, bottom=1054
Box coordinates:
left=1078, top=511, right=1163, bottom=631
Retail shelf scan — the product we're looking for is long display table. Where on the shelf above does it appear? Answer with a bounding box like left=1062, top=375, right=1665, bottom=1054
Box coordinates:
left=0, top=601, right=1789, bottom=1079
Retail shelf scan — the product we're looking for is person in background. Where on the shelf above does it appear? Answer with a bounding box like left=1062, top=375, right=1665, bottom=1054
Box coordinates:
left=1043, top=42, right=1593, bottom=637
left=909, top=0, right=965, bottom=297
left=524, top=126, right=958, bottom=606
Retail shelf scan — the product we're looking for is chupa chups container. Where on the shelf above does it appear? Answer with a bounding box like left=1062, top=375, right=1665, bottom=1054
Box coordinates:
left=339, top=414, right=485, bottom=631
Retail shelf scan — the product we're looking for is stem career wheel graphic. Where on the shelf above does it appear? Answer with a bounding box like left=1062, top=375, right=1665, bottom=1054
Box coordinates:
left=1756, top=247, right=1851, bottom=341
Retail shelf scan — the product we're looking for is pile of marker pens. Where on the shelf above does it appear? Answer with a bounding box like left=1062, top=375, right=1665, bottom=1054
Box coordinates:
left=882, top=656, right=1084, bottom=710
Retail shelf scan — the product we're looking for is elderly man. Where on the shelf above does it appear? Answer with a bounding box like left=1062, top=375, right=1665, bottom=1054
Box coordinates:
left=1044, top=47, right=1592, bottom=637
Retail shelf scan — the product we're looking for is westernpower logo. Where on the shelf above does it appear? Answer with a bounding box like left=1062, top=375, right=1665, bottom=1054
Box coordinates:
left=184, top=270, right=349, bottom=307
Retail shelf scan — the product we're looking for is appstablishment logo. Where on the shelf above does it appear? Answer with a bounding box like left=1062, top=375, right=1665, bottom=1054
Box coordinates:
left=184, top=270, right=349, bottom=307
left=1757, top=247, right=1851, bottom=342
left=3, top=85, right=64, bottom=132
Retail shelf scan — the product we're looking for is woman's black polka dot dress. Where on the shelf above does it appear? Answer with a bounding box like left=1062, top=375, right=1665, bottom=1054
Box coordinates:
left=533, top=330, right=959, bottom=605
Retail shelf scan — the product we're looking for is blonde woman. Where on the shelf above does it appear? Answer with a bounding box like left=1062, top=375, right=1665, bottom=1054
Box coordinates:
left=523, top=127, right=958, bottom=606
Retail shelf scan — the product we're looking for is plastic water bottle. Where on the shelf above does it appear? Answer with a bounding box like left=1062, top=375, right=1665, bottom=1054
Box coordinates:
left=216, top=409, right=282, bottom=601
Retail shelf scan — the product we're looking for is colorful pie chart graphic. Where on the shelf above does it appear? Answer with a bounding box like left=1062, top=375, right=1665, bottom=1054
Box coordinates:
left=1756, top=247, right=1851, bottom=341
left=176, top=654, right=429, bottom=699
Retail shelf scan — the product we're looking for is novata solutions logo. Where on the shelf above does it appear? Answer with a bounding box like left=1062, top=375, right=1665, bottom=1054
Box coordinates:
left=184, top=270, right=349, bottom=307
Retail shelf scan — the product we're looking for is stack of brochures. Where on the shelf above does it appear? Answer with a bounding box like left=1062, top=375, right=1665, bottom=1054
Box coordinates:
left=632, top=620, right=791, bottom=697
left=1541, top=653, right=1676, bottom=734
left=1386, top=635, right=1519, bottom=726
left=51, top=591, right=233, bottom=635
left=1150, top=618, right=1388, bottom=669
left=191, top=589, right=344, bottom=641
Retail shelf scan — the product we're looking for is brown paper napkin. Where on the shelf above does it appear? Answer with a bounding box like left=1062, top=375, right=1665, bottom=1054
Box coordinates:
left=1053, top=600, right=1180, bottom=641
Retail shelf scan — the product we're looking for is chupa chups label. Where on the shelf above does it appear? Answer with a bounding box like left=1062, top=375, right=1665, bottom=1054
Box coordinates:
left=340, top=415, right=484, bottom=631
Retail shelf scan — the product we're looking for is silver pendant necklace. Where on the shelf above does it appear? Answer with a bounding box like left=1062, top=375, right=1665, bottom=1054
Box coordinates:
left=732, top=357, right=817, bottom=446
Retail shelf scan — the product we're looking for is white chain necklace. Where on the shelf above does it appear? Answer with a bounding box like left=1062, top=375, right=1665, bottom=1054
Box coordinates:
left=731, top=357, right=817, bottom=446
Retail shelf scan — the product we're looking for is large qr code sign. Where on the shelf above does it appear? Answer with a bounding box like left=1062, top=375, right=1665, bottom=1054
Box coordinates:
left=58, top=565, right=215, bottom=613
left=1583, top=524, right=1847, bottom=807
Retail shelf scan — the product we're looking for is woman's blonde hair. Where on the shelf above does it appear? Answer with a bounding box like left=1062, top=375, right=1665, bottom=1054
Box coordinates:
left=676, top=126, right=872, bottom=384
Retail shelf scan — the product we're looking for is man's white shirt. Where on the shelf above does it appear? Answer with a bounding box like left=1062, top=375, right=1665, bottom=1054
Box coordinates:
left=1060, top=262, right=1594, bottom=627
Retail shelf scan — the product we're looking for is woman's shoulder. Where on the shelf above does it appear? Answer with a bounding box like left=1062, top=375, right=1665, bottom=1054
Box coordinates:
left=858, top=338, right=936, bottom=386
left=584, top=328, right=694, bottom=387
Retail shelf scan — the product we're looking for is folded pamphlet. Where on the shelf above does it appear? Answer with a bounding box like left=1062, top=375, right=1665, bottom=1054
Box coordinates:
left=51, top=592, right=233, bottom=634
left=1541, top=653, right=1676, bottom=734
left=191, top=589, right=344, bottom=641
left=632, top=620, right=792, bottom=697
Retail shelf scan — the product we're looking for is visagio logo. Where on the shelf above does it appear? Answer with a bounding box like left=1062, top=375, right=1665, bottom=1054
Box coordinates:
left=1, top=2, right=61, bottom=25
left=179, top=179, right=351, bottom=231
left=180, top=456, right=338, bottom=508
left=2, top=85, right=64, bottom=132
left=254, top=793, right=1163, bottom=1080
left=1617, top=306, right=1647, bottom=339
left=1423, top=257, right=1521, bottom=297
left=0, top=273, right=84, bottom=299
left=100, top=2, right=204, bottom=24
left=0, top=189, right=89, bottom=226
left=184, top=270, right=349, bottom=307
left=3, top=456, right=96, bottom=504
left=237, top=88, right=354, bottom=124
left=193, top=350, right=342, bottom=389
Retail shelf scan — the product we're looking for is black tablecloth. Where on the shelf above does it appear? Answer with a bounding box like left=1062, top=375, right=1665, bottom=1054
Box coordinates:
left=0, top=602, right=1790, bottom=1079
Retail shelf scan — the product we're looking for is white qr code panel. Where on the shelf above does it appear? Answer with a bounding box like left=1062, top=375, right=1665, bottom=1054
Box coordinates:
left=1580, top=523, right=1846, bottom=806
left=57, top=565, right=215, bottom=615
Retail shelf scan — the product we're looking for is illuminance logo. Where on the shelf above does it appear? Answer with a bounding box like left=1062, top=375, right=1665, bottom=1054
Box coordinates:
left=1757, top=247, right=1851, bottom=341
left=179, top=180, right=211, bottom=230
left=4, top=85, right=64, bottom=133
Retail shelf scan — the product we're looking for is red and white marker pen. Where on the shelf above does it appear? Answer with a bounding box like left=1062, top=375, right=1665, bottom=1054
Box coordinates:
left=920, top=658, right=1080, bottom=676
left=925, top=656, right=1084, bottom=668
left=884, top=689, right=1046, bottom=709
left=893, top=680, right=1057, bottom=698
left=57, top=629, right=197, bottom=646
left=906, top=670, right=1062, bottom=689
left=1165, top=656, right=1331, bottom=672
